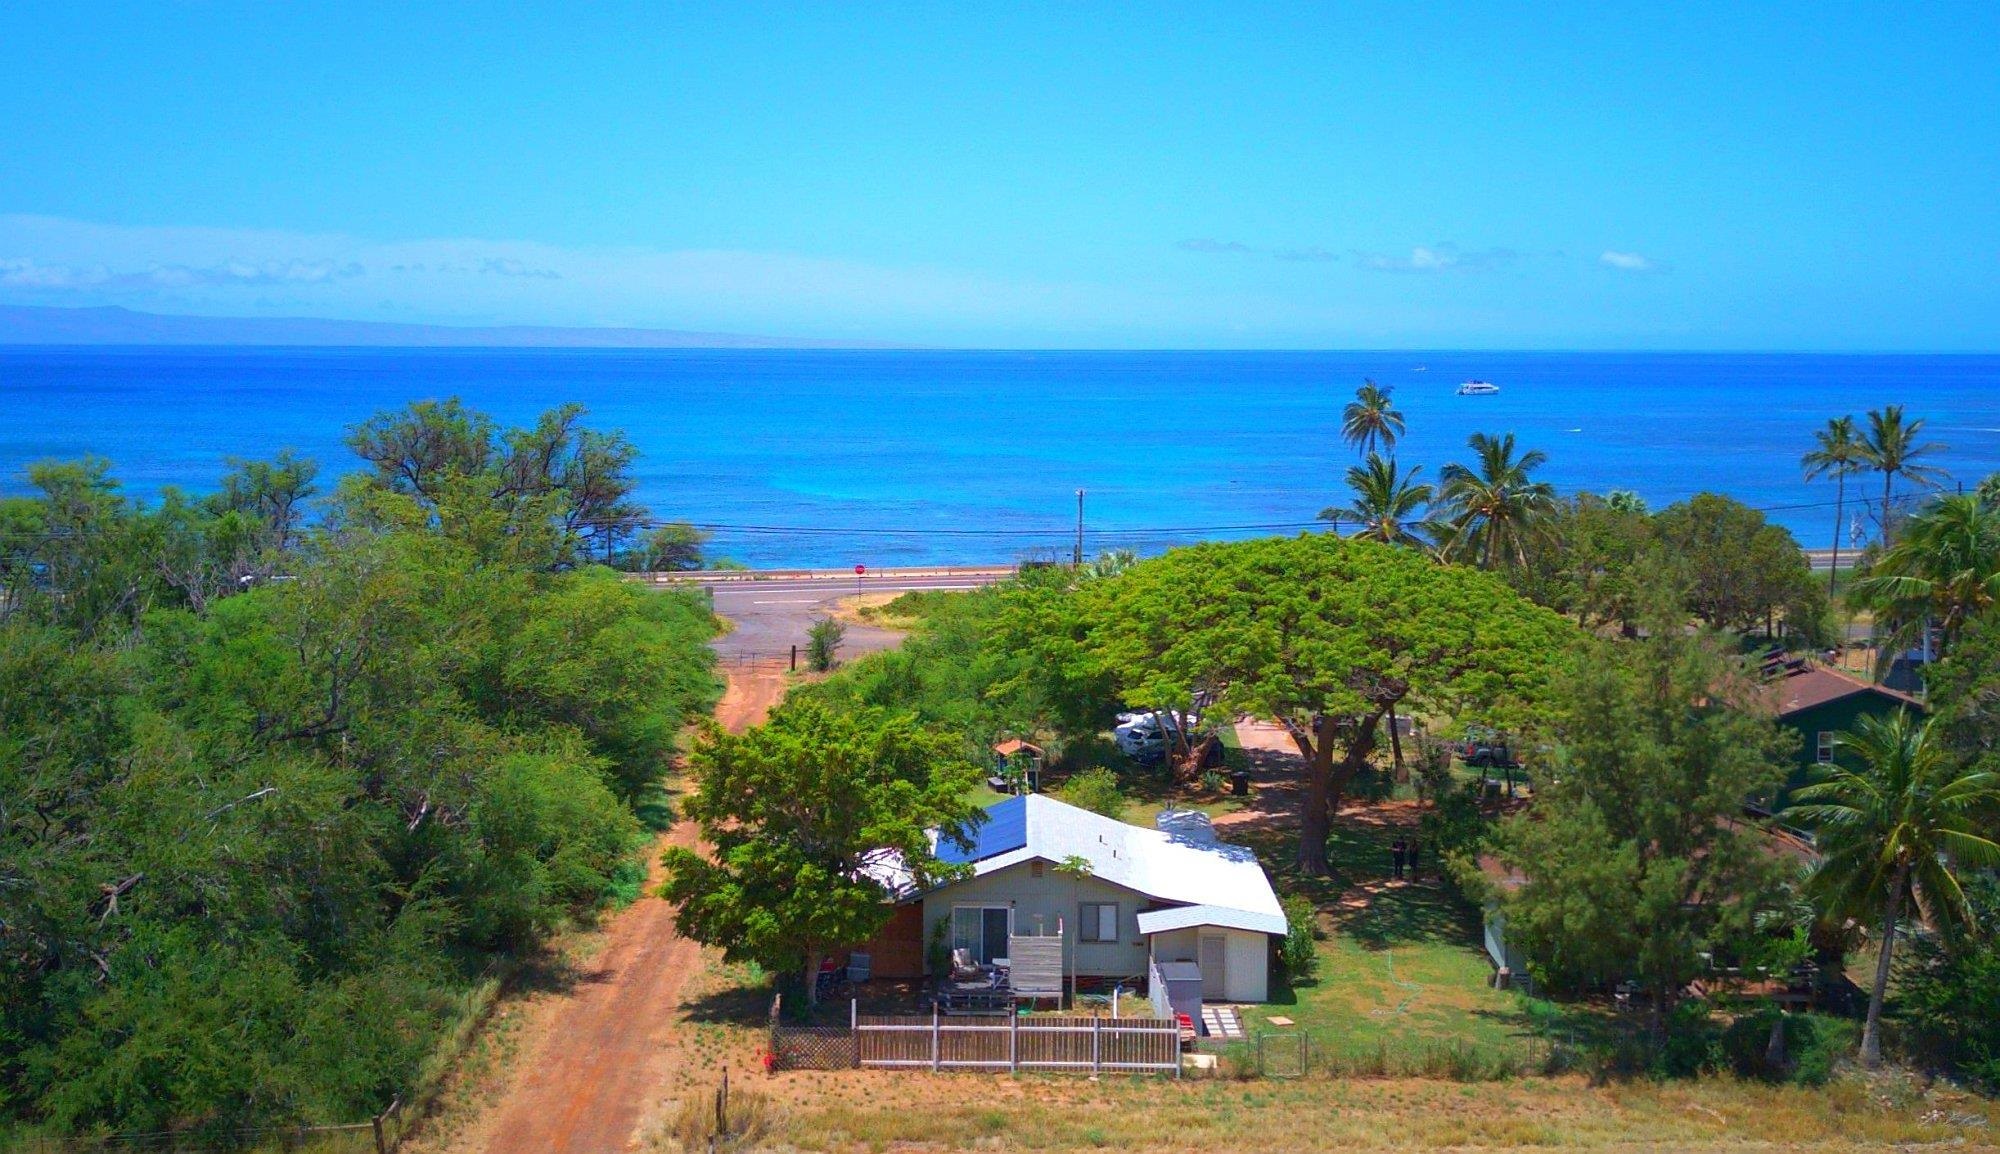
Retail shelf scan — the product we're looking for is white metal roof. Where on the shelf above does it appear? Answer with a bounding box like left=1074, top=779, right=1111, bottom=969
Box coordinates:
left=918, top=794, right=1287, bottom=937
left=1135, top=904, right=1288, bottom=936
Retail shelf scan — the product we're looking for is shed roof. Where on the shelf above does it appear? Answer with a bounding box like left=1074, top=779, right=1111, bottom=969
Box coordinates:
left=1136, top=904, right=1288, bottom=936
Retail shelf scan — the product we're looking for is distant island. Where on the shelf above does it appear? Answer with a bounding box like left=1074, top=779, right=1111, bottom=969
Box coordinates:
left=0, top=303, right=893, bottom=349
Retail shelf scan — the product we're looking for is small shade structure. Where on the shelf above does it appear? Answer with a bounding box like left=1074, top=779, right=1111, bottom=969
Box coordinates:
left=989, top=739, right=1045, bottom=794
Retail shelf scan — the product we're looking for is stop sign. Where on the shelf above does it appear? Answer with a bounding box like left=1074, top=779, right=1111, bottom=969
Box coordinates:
left=854, top=564, right=867, bottom=576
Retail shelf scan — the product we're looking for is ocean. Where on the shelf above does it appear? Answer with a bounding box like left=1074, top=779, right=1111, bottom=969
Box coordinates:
left=4, top=347, right=1999, bottom=568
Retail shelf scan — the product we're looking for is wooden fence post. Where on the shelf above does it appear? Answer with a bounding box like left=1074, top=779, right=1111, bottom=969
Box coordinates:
left=373, top=1114, right=387, bottom=1154
left=717, top=1066, right=728, bottom=1137
left=1092, top=1015, right=1101, bottom=1077
left=1009, top=1007, right=1019, bottom=1073
left=851, top=998, right=860, bottom=1068
left=931, top=1002, right=941, bottom=1072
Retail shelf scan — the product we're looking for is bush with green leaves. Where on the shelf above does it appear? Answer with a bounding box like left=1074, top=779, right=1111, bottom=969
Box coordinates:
left=1279, top=894, right=1321, bottom=983
left=806, top=616, right=845, bottom=671
left=1058, top=766, right=1126, bottom=820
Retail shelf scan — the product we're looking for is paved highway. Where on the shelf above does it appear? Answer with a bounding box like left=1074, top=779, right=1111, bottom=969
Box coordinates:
left=676, top=569, right=1011, bottom=667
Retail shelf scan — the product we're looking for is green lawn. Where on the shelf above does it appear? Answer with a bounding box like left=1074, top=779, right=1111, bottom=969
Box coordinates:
left=1230, top=810, right=1547, bottom=1067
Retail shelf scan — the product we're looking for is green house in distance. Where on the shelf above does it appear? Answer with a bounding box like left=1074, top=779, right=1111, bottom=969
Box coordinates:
left=1761, top=660, right=1926, bottom=813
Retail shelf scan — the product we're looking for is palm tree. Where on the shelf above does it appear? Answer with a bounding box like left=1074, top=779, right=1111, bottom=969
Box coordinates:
left=1319, top=452, right=1433, bottom=548
left=1603, top=489, right=1649, bottom=515
left=1850, top=492, right=2000, bottom=657
left=1802, top=415, right=1866, bottom=595
left=1861, top=405, right=1947, bottom=542
left=1341, top=380, right=1404, bottom=457
left=1785, top=711, right=2000, bottom=1067
left=1435, top=432, right=1559, bottom=569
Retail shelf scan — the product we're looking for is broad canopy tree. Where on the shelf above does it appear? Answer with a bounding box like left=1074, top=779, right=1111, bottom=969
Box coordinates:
left=1653, top=493, right=1827, bottom=643
left=1085, top=534, right=1574, bottom=873
left=662, top=701, right=983, bottom=1003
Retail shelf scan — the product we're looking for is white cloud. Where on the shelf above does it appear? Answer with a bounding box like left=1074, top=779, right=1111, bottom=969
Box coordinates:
left=1354, top=243, right=1518, bottom=274
left=0, top=214, right=1173, bottom=340
left=1176, top=238, right=1255, bottom=254
left=1600, top=250, right=1659, bottom=272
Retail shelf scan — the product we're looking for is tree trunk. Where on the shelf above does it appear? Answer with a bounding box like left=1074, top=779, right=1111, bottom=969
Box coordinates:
left=1766, top=1014, right=1788, bottom=1068
left=1297, top=720, right=1335, bottom=875
left=1328, top=713, right=1381, bottom=819
left=1861, top=869, right=1908, bottom=1068
left=804, top=948, right=823, bottom=1007
left=1881, top=473, right=1894, bottom=545
left=1387, top=703, right=1405, bottom=782
left=1828, top=476, right=1844, bottom=597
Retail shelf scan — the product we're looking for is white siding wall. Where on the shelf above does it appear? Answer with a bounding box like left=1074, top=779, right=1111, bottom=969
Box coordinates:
left=920, top=861, right=1152, bottom=979
left=1147, top=926, right=1270, bottom=1002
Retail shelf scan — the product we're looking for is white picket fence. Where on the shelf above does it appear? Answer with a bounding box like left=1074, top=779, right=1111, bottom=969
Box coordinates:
left=852, top=1007, right=1180, bottom=1076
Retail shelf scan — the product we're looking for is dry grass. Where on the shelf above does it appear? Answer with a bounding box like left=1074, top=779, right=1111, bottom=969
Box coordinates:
left=827, top=591, right=925, bottom=630
left=647, top=1086, right=783, bottom=1152
left=653, top=952, right=1997, bottom=1153
left=734, top=1067, right=1995, bottom=1151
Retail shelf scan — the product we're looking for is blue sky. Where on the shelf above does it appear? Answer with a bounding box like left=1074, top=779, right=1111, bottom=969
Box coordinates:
left=1, top=4, right=1995, bottom=348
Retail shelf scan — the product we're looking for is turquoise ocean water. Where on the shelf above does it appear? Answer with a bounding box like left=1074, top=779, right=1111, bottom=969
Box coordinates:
left=4, top=348, right=1998, bottom=567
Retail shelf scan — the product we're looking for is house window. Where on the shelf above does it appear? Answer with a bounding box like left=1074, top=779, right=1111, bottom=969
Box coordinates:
left=1079, top=902, right=1119, bottom=943
left=951, top=905, right=1011, bottom=965
left=1816, top=731, right=1835, bottom=764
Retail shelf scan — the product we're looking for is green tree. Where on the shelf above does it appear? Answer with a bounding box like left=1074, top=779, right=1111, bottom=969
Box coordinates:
left=1319, top=452, right=1432, bottom=548
left=807, top=616, right=846, bottom=671
left=662, top=702, right=981, bottom=1003
left=1603, top=489, right=1649, bottom=515
left=1653, top=493, right=1825, bottom=642
left=1850, top=492, right=2000, bottom=658
left=0, top=438, right=718, bottom=1136
left=1894, top=874, right=2000, bottom=1086
left=1786, top=711, right=2000, bottom=1066
left=1085, top=535, right=1572, bottom=873
left=1860, top=404, right=1946, bottom=542
left=344, top=399, right=644, bottom=566
left=1435, top=432, right=1559, bottom=570
left=628, top=520, right=710, bottom=571
left=213, top=450, right=319, bottom=554
left=1486, top=631, right=1794, bottom=1025
left=1802, top=415, right=1865, bottom=594
left=1340, top=379, right=1404, bottom=456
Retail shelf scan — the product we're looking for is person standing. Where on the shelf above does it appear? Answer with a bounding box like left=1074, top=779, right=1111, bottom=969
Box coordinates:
left=1390, top=838, right=1407, bottom=880
left=1407, top=837, right=1422, bottom=880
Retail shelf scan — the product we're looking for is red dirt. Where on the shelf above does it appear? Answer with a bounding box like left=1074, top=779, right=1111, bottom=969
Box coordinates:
left=434, top=670, right=785, bottom=1154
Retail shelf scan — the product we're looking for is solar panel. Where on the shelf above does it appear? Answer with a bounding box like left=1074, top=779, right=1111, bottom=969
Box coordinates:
left=935, top=795, right=1028, bottom=864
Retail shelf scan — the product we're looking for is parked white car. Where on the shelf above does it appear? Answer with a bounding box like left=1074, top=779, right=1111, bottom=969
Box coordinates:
left=1114, top=711, right=1192, bottom=760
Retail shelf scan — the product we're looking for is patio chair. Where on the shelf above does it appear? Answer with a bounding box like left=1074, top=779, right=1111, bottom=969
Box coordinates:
left=950, top=948, right=987, bottom=981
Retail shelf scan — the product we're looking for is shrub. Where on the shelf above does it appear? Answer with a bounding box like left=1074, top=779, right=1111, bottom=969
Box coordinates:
left=1722, top=1010, right=1857, bottom=1086
left=1059, top=766, right=1125, bottom=820
left=1279, top=895, right=1321, bottom=983
left=806, top=617, right=845, bottom=671
left=658, top=1087, right=780, bottom=1152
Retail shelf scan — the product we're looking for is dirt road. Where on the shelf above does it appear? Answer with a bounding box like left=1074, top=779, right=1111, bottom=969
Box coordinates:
left=439, top=669, right=784, bottom=1154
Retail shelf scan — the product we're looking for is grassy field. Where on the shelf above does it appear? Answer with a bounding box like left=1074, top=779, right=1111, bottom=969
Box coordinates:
left=652, top=1056, right=1997, bottom=1152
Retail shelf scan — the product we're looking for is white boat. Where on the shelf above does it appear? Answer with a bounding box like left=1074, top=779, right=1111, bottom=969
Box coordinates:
left=1456, top=379, right=1500, bottom=396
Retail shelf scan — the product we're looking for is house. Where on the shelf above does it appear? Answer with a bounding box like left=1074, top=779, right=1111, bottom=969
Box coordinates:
left=853, top=794, right=1287, bottom=1004
left=1763, top=662, right=1924, bottom=810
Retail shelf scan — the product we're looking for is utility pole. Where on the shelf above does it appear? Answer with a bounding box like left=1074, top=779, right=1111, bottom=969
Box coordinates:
left=1073, top=489, right=1085, bottom=569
